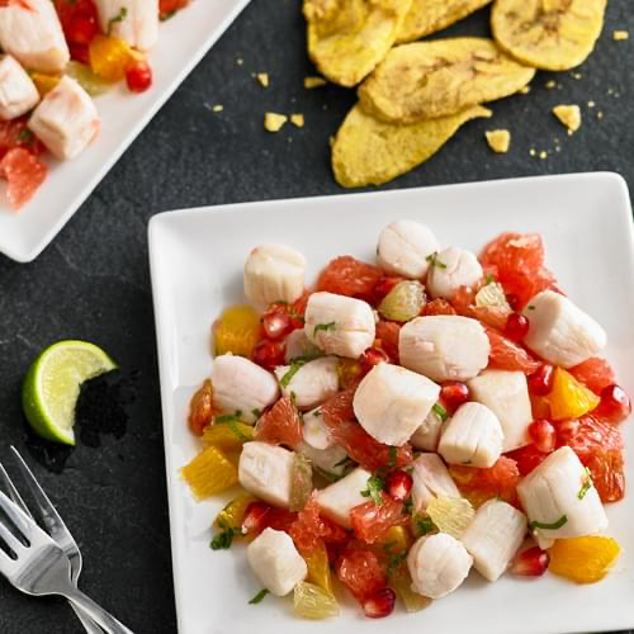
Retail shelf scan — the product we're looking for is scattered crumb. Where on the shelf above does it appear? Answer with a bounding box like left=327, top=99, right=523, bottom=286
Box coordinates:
left=608, top=87, right=614, bottom=95
left=519, top=85, right=531, bottom=95
left=264, top=112, right=288, bottom=132
left=257, top=72, right=269, bottom=88
left=236, top=58, right=244, bottom=66
left=328, top=136, right=335, bottom=148
left=529, top=148, right=536, bottom=157
left=545, top=80, right=557, bottom=89
left=588, top=100, right=596, bottom=108
left=290, top=113, right=305, bottom=128
left=539, top=150, right=548, bottom=160
left=212, top=104, right=223, bottom=113
left=552, top=104, right=581, bottom=133
left=571, top=72, right=583, bottom=80
left=613, top=30, right=629, bottom=41
left=304, top=76, right=327, bottom=89
left=555, top=146, right=561, bottom=153
left=485, top=129, right=511, bottom=154
left=597, top=111, right=604, bottom=120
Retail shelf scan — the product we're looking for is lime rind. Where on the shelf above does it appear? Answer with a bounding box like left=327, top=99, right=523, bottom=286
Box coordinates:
left=22, top=340, right=117, bottom=446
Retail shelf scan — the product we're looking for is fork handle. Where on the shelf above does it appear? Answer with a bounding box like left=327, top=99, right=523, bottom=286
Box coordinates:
left=63, top=587, right=134, bottom=634
left=70, top=600, right=106, bottom=634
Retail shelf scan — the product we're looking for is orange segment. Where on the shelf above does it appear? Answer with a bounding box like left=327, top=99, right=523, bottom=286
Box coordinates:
left=304, top=540, right=334, bottom=596
left=181, top=445, right=238, bottom=500
left=214, top=493, right=255, bottom=530
left=89, top=35, right=141, bottom=82
left=213, top=305, right=261, bottom=357
left=548, top=536, right=620, bottom=583
left=548, top=367, right=600, bottom=421
left=202, top=421, right=254, bottom=450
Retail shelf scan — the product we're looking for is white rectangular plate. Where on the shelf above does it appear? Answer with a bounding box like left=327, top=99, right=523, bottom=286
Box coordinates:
left=0, top=0, right=250, bottom=263
left=149, top=173, right=634, bottom=634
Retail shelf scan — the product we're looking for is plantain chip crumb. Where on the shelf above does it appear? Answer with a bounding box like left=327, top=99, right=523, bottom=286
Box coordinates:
left=539, top=150, right=548, bottom=160
left=552, top=104, right=581, bottom=133
left=290, top=114, right=305, bottom=128
left=257, top=73, right=269, bottom=88
left=264, top=112, right=288, bottom=132
left=545, top=80, right=557, bottom=89
left=212, top=104, right=223, bottom=113
left=304, top=76, right=327, bottom=89
left=485, top=129, right=511, bottom=153
left=613, top=30, right=629, bottom=41
left=519, top=85, right=531, bottom=95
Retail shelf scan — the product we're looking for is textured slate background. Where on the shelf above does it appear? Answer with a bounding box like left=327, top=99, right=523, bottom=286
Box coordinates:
left=0, top=0, right=632, bottom=632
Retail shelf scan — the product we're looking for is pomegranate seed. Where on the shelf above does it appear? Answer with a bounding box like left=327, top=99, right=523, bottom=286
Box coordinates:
left=510, top=547, right=550, bottom=577
left=505, top=312, right=530, bottom=341
left=528, top=419, right=556, bottom=453
left=361, top=347, right=390, bottom=372
left=252, top=339, right=285, bottom=371
left=262, top=311, right=292, bottom=340
left=241, top=501, right=271, bottom=535
left=555, top=418, right=580, bottom=445
left=506, top=293, right=521, bottom=311
left=527, top=364, right=554, bottom=396
left=363, top=588, right=396, bottom=619
left=385, top=469, right=413, bottom=502
left=440, top=381, right=470, bottom=412
left=373, top=276, right=403, bottom=303
left=68, top=13, right=97, bottom=45
left=125, top=60, right=153, bottom=93
left=595, top=383, right=632, bottom=424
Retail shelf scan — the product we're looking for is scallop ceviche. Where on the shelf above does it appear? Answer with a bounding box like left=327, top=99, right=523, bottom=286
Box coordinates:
left=181, top=221, right=630, bottom=619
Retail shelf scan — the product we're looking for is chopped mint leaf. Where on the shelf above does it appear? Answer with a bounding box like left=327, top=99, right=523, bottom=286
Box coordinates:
left=280, top=359, right=308, bottom=388
left=388, top=447, right=397, bottom=468
left=16, top=128, right=34, bottom=145
left=432, top=403, right=448, bottom=422
left=249, top=589, right=269, bottom=605
left=313, top=409, right=322, bottom=417
left=215, top=410, right=243, bottom=424
left=462, top=459, right=473, bottom=465
left=577, top=468, right=593, bottom=500
left=414, top=515, right=437, bottom=537
left=387, top=550, right=407, bottom=573
left=227, top=421, right=249, bottom=442
left=527, top=305, right=536, bottom=311
left=485, top=273, right=494, bottom=285
left=403, top=496, right=414, bottom=515
left=361, top=475, right=385, bottom=506
left=313, top=322, right=336, bottom=336
left=107, top=6, right=128, bottom=34
left=210, top=527, right=237, bottom=550
left=529, top=514, right=568, bottom=531
left=160, top=9, right=176, bottom=20
left=252, top=408, right=262, bottom=419
left=426, top=252, right=447, bottom=269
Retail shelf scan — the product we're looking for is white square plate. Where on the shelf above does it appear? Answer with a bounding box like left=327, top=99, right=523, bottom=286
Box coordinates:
left=0, top=0, right=251, bottom=263
left=148, top=172, right=634, bottom=634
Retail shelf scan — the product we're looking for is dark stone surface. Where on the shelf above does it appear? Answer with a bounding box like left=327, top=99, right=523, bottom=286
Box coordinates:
left=0, top=0, right=632, bottom=632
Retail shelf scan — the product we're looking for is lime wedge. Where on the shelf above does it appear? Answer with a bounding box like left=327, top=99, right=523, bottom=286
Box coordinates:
left=22, top=341, right=117, bottom=446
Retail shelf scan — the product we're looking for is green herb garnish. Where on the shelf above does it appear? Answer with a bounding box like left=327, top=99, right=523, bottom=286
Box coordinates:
left=387, top=550, right=408, bottom=573
left=388, top=447, right=397, bottom=468
left=210, top=527, right=238, bottom=550
left=403, top=496, right=414, bottom=515
left=279, top=359, right=308, bottom=388
left=529, top=514, right=568, bottom=531
left=485, top=273, right=494, bottom=285
left=426, top=252, right=447, bottom=269
left=432, top=403, right=448, bottom=422
left=527, top=305, right=536, bottom=311
left=313, top=322, right=336, bottom=336
left=215, top=410, right=243, bottom=424
left=160, top=9, right=176, bottom=20
left=577, top=468, right=593, bottom=500
left=361, top=474, right=385, bottom=506
left=252, top=408, right=262, bottom=419
left=249, top=589, right=269, bottom=605
left=107, top=6, right=128, bottom=34
left=413, top=515, right=437, bottom=537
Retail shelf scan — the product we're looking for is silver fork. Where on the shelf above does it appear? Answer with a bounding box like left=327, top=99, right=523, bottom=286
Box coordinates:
left=0, top=469, right=133, bottom=634
left=1, top=447, right=102, bottom=633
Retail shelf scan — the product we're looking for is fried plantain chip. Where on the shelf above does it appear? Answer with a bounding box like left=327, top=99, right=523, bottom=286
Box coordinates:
left=491, top=0, right=607, bottom=71
left=358, top=38, right=535, bottom=123
left=331, top=103, right=491, bottom=188
left=304, top=0, right=413, bottom=88
left=397, top=0, right=492, bottom=43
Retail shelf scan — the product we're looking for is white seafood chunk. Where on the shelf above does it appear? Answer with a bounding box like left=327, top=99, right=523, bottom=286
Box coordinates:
left=376, top=219, right=440, bottom=279
left=316, top=467, right=371, bottom=529
left=0, top=55, right=39, bottom=120
left=409, top=404, right=446, bottom=452
left=411, top=453, right=461, bottom=513
left=244, top=243, right=306, bottom=312
left=28, top=77, right=100, bottom=161
left=238, top=442, right=295, bottom=508
left=211, top=353, right=279, bottom=424
left=426, top=246, right=483, bottom=300
left=407, top=533, right=473, bottom=599
left=461, top=499, right=527, bottom=581
left=438, top=402, right=503, bottom=468
left=0, top=0, right=69, bottom=73
left=94, top=0, right=159, bottom=51
left=522, top=290, right=607, bottom=368
left=296, top=441, right=349, bottom=479
left=399, top=316, right=490, bottom=382
left=274, top=356, right=339, bottom=410
left=247, top=528, right=307, bottom=596
left=304, top=292, right=375, bottom=359
left=467, top=370, right=532, bottom=452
